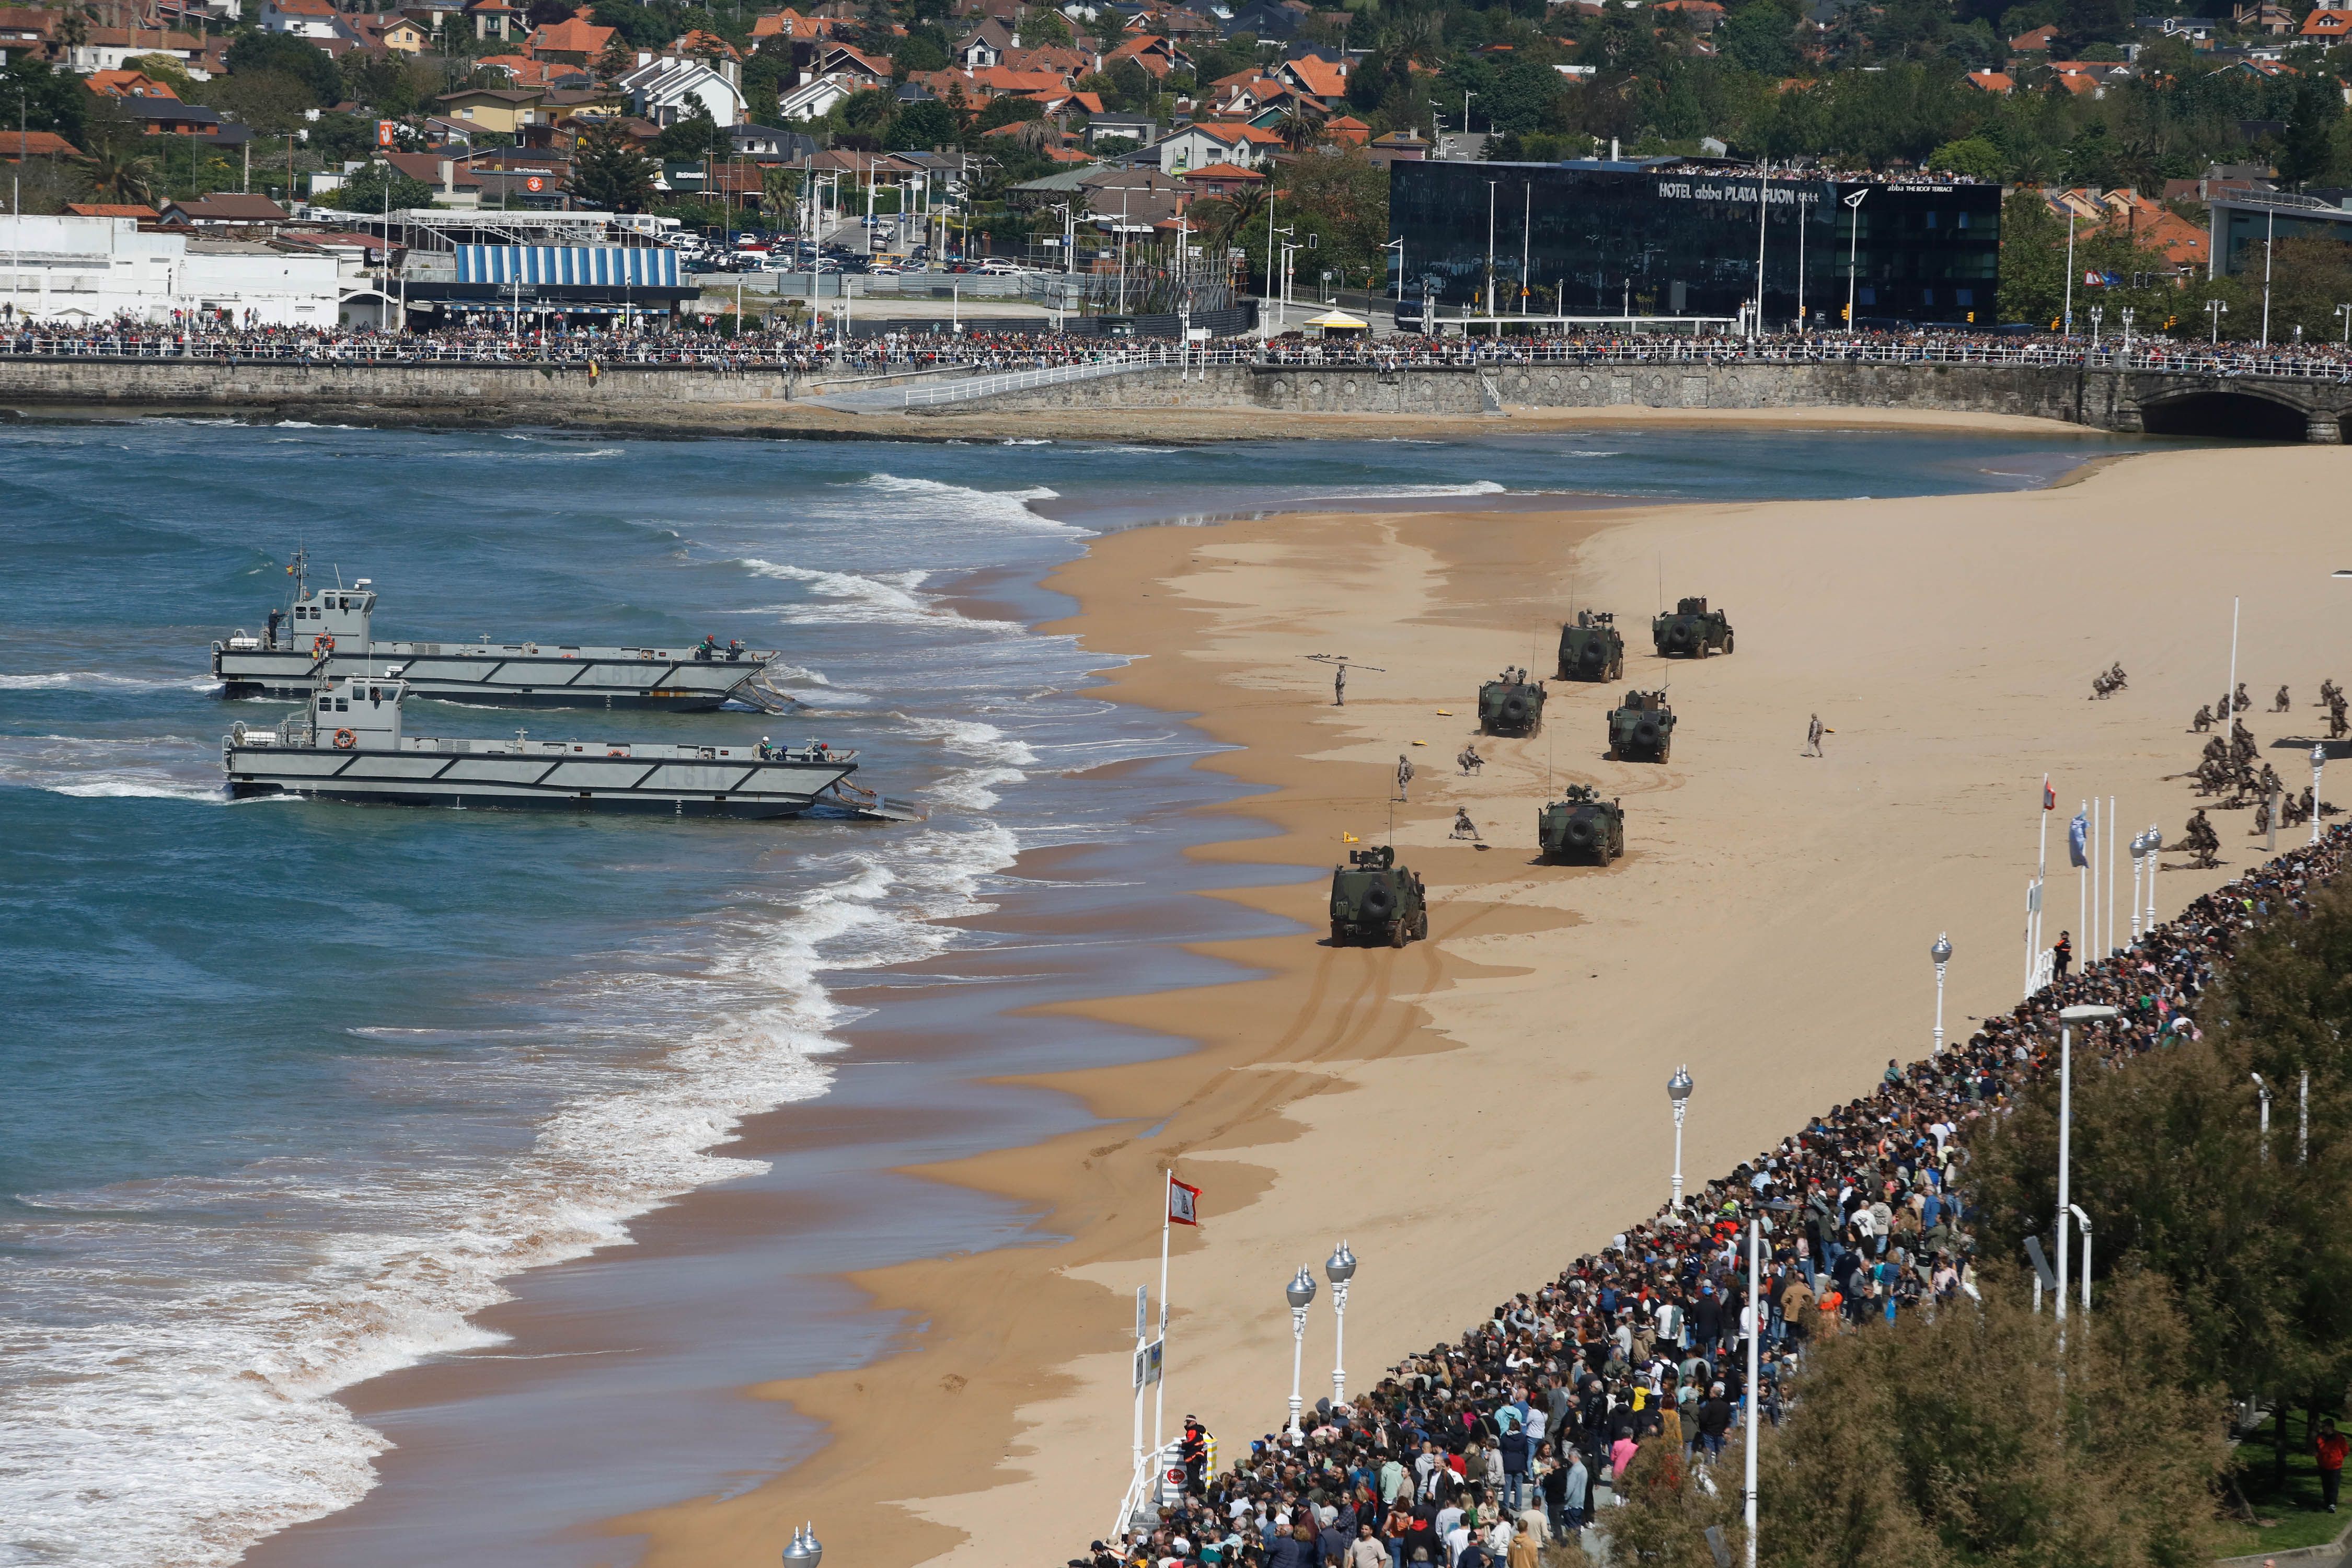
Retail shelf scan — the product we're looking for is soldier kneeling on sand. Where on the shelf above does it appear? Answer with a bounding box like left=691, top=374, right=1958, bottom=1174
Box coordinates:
left=1458, top=745, right=1484, bottom=775
left=2276, top=685, right=2293, bottom=713
left=1451, top=808, right=1483, bottom=841
left=2192, top=705, right=2214, bottom=734
left=2183, top=809, right=2222, bottom=869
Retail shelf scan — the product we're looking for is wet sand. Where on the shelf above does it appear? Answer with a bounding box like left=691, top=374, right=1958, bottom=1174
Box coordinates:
left=608, top=443, right=2352, bottom=1568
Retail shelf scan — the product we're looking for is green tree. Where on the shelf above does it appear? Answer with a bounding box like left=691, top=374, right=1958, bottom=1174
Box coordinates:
left=222, top=29, right=342, bottom=105
left=1996, top=185, right=2067, bottom=325
left=78, top=133, right=158, bottom=206
left=651, top=101, right=727, bottom=160
left=1929, top=135, right=2006, bottom=179
left=2, top=55, right=92, bottom=144
left=336, top=159, right=437, bottom=212
left=2279, top=75, right=2345, bottom=188
left=205, top=69, right=323, bottom=142
left=573, top=123, right=658, bottom=211
left=1722, top=3, right=1800, bottom=75
left=885, top=98, right=958, bottom=150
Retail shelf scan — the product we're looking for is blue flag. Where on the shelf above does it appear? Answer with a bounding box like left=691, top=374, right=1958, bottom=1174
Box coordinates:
left=2068, top=811, right=2089, bottom=869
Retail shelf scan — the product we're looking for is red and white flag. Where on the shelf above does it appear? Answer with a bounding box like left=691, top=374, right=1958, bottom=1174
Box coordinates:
left=2042, top=776, right=2056, bottom=811
left=1168, top=1177, right=1202, bottom=1227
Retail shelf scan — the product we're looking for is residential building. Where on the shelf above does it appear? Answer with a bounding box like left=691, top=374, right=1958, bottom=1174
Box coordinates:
left=157, top=193, right=293, bottom=223
left=61, top=26, right=211, bottom=74
left=1154, top=120, right=1283, bottom=172
left=464, top=0, right=515, bottom=39
left=65, top=201, right=160, bottom=218
left=955, top=17, right=1014, bottom=65
left=1085, top=112, right=1159, bottom=146
left=2300, top=7, right=2352, bottom=42
left=527, top=10, right=619, bottom=64
left=1365, top=127, right=1427, bottom=169
left=0, top=7, right=59, bottom=62
left=259, top=0, right=341, bottom=38
left=2009, top=23, right=2057, bottom=49
left=729, top=122, right=820, bottom=160
left=436, top=86, right=547, bottom=132
left=1180, top=160, right=1262, bottom=198
left=618, top=54, right=747, bottom=126
left=1, top=129, right=80, bottom=160
left=1965, top=69, right=2014, bottom=92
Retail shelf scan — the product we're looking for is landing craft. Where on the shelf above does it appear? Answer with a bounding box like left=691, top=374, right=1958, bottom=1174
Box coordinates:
left=224, top=677, right=913, bottom=821
left=213, top=552, right=776, bottom=712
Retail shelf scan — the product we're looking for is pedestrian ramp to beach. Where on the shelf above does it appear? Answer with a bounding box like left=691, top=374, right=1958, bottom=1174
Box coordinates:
left=809, top=353, right=1166, bottom=414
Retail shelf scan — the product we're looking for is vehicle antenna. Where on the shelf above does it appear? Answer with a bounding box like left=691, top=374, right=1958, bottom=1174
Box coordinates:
left=336, top=564, right=344, bottom=590
left=1656, top=553, right=1663, bottom=616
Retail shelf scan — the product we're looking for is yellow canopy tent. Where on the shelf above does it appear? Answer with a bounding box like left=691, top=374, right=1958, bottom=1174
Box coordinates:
left=1302, top=308, right=1370, bottom=339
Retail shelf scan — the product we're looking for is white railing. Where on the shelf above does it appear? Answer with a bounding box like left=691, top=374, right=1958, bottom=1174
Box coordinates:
left=898, top=350, right=1170, bottom=407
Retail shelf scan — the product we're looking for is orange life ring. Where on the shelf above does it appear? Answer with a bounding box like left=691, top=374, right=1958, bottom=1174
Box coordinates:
left=607, top=748, right=627, bottom=757
left=313, top=633, right=336, bottom=657
left=334, top=728, right=356, bottom=750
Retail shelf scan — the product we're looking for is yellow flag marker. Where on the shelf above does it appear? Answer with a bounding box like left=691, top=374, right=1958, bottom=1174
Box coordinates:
left=1342, top=832, right=1359, bottom=843
left=1436, top=709, right=1453, bottom=716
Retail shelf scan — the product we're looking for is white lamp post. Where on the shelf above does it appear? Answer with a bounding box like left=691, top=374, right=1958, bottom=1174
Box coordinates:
left=2253, top=1072, right=2273, bottom=1162
left=1285, top=1265, right=1317, bottom=1440
left=782, top=1523, right=823, bottom=1567
left=2128, top=833, right=2147, bottom=942
left=1667, top=1065, right=1694, bottom=1212
left=2315, top=745, right=2329, bottom=846
left=2055, top=1004, right=2116, bottom=1356
left=2145, top=825, right=2161, bottom=930
left=2067, top=1203, right=2093, bottom=1315
left=1325, top=1242, right=1356, bottom=1404
left=1931, top=933, right=1953, bottom=1053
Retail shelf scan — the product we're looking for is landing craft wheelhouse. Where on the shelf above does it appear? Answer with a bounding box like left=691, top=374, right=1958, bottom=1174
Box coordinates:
left=212, top=555, right=774, bottom=712
left=223, top=677, right=890, bottom=820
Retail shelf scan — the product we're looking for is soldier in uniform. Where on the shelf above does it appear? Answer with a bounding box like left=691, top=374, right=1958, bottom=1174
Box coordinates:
left=2235, top=682, right=2252, bottom=714
left=1458, top=744, right=1484, bottom=775
left=1451, top=807, right=1483, bottom=841
left=1805, top=714, right=1824, bottom=757
left=1397, top=754, right=1415, bottom=802
left=2332, top=694, right=2349, bottom=741
left=2183, top=809, right=2222, bottom=869
left=1334, top=662, right=1346, bottom=706
left=2276, top=685, right=2292, bottom=713
left=2192, top=705, right=2214, bottom=734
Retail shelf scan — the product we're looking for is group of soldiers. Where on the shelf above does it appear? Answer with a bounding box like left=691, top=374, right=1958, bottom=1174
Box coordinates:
left=2088, top=662, right=2129, bottom=700
left=2173, top=680, right=2344, bottom=869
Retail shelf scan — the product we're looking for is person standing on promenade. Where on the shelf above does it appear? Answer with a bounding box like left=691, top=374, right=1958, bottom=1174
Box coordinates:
left=1347, top=1522, right=1389, bottom=1568
left=2316, top=1417, right=2348, bottom=1513
left=2054, top=930, right=2073, bottom=980
left=1559, top=1446, right=1588, bottom=1532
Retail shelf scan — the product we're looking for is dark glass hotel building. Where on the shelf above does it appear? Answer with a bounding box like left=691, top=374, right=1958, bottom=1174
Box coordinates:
left=1387, top=160, right=2004, bottom=329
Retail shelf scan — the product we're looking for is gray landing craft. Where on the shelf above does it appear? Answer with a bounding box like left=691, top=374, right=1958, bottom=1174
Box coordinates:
left=224, top=676, right=906, bottom=820
left=213, top=560, right=777, bottom=712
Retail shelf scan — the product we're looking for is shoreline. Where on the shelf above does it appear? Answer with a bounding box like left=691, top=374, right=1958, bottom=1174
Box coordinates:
left=604, top=442, right=2352, bottom=1568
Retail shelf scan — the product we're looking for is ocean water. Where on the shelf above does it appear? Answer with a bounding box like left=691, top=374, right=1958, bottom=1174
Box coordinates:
left=0, top=419, right=2145, bottom=1568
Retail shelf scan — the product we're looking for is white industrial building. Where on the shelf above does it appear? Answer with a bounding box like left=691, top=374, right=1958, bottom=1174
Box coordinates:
left=0, top=215, right=348, bottom=326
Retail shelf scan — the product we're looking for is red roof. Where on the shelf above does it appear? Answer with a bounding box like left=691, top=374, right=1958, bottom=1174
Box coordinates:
left=1965, top=70, right=2013, bottom=91
left=0, top=130, right=78, bottom=158
left=2301, top=6, right=2352, bottom=33
left=1181, top=160, right=1262, bottom=181
left=65, top=202, right=159, bottom=217
left=528, top=14, right=615, bottom=53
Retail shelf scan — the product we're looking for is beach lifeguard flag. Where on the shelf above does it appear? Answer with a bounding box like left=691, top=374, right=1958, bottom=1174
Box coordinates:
left=1169, top=1178, right=1202, bottom=1227
left=2043, top=776, right=2057, bottom=811
left=2069, top=810, right=2089, bottom=868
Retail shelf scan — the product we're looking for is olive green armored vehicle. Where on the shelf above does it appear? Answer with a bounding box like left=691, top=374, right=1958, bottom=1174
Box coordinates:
left=1538, top=785, right=1624, bottom=864
left=1328, top=845, right=1427, bottom=948
left=1557, top=612, right=1624, bottom=682
left=1478, top=667, right=1547, bottom=737
left=1653, top=596, right=1733, bottom=659
left=1607, top=689, right=1676, bottom=763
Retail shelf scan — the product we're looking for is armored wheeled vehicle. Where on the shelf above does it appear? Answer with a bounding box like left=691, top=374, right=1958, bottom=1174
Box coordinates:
left=1557, top=612, right=1624, bottom=682
left=1328, top=845, right=1427, bottom=948
left=1538, top=785, right=1624, bottom=864
left=1478, top=667, right=1547, bottom=737
left=1607, top=689, right=1676, bottom=763
left=1653, top=596, right=1733, bottom=659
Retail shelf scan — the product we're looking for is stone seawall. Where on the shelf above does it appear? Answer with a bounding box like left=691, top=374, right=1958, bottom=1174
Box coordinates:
left=3, top=355, right=2344, bottom=440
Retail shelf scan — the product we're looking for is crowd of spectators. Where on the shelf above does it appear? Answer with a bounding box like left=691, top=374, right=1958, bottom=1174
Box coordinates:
left=8, top=316, right=2352, bottom=385
left=1085, top=825, right=2352, bottom=1568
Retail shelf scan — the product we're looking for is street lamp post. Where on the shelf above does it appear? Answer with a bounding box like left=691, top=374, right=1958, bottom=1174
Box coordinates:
left=2338, top=303, right=2351, bottom=345
left=782, top=1523, right=823, bottom=1567
left=2120, top=306, right=2135, bottom=359
left=2089, top=305, right=2103, bottom=351
left=2067, top=1204, right=2093, bottom=1315
left=1284, top=1266, right=1317, bottom=1440
left=2254, top=1072, right=2273, bottom=1162
left=1667, top=1065, right=1694, bottom=1212
left=2315, top=744, right=2330, bottom=846
left=2128, top=833, right=2147, bottom=942
left=1931, top=933, right=1953, bottom=1053
left=2145, top=826, right=2160, bottom=931
left=1843, top=188, right=1867, bottom=335
left=2208, top=298, right=2228, bottom=344
left=2055, top=1004, right=2117, bottom=1356
left=1325, top=1242, right=1356, bottom=1405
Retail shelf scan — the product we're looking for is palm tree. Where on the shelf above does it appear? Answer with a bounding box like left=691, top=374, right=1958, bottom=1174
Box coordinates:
left=81, top=136, right=157, bottom=206
left=1279, top=103, right=1325, bottom=153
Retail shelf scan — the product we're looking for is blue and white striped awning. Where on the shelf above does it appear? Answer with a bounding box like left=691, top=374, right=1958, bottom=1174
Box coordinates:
left=455, top=245, right=679, bottom=287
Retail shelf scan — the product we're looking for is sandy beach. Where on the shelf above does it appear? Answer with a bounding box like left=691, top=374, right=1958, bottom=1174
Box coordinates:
left=596, top=437, right=2352, bottom=1568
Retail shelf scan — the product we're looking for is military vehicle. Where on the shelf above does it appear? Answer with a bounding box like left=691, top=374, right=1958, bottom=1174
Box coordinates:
left=1328, top=845, right=1427, bottom=948
left=1652, top=596, right=1734, bottom=659
left=1607, top=689, right=1676, bottom=763
left=1556, top=611, right=1624, bottom=682
left=1538, top=785, right=1624, bottom=864
left=1478, top=667, right=1547, bottom=737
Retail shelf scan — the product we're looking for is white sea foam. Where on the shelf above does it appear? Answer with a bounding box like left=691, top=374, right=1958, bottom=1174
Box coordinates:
left=851, top=474, right=1088, bottom=535
left=0, top=734, right=224, bottom=802
left=736, top=559, right=1021, bottom=633
left=0, top=670, right=204, bottom=691
left=0, top=822, right=1020, bottom=1568
left=895, top=716, right=1040, bottom=811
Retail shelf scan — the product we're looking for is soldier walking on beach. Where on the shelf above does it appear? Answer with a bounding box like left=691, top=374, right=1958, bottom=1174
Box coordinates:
left=1804, top=714, right=1824, bottom=757
left=1397, top=754, right=1415, bottom=802
left=1334, top=662, right=1346, bottom=707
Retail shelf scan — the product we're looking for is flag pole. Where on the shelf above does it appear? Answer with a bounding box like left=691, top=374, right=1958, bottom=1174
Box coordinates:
left=2107, top=797, right=2116, bottom=956
left=2079, top=799, right=2088, bottom=964
left=1152, top=1169, right=1172, bottom=1465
